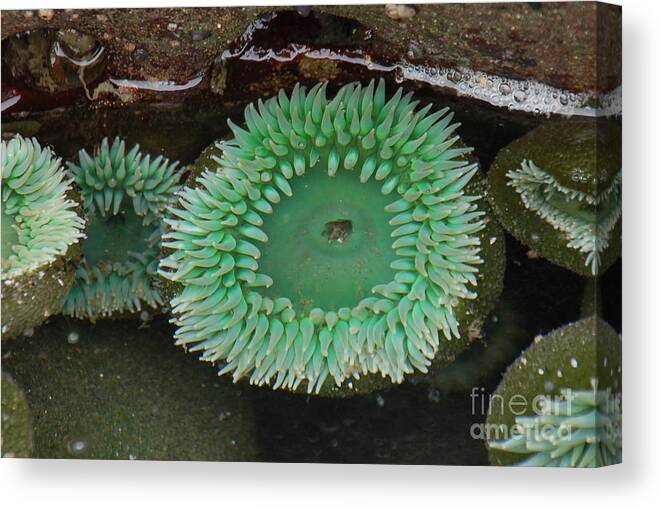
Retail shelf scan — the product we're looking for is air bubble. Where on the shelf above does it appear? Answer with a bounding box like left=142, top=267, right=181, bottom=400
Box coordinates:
left=428, top=388, right=441, bottom=403
left=67, top=438, right=87, bottom=455
left=448, top=70, right=462, bottom=83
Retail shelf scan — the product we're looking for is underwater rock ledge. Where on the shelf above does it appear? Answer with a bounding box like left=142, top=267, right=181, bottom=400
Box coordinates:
left=2, top=3, right=620, bottom=93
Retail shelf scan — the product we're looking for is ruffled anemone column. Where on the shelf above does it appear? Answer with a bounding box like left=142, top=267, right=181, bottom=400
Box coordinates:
left=488, top=118, right=621, bottom=276
left=487, top=317, right=622, bottom=467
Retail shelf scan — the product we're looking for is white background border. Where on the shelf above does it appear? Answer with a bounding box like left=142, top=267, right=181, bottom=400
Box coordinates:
left=2, top=0, right=659, bottom=505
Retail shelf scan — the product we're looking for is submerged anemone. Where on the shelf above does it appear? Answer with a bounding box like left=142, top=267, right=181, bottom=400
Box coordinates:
left=1, top=135, right=85, bottom=338
left=63, top=137, right=183, bottom=320
left=488, top=118, right=621, bottom=276
left=160, top=79, right=504, bottom=394
left=490, top=387, right=621, bottom=467
left=486, top=317, right=622, bottom=467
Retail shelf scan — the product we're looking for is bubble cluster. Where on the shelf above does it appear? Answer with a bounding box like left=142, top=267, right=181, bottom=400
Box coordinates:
left=399, top=63, right=621, bottom=117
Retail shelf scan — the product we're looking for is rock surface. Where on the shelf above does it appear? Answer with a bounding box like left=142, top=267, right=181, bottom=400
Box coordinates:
left=2, top=3, right=621, bottom=93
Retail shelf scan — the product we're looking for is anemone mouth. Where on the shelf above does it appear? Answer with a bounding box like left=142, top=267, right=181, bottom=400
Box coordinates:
left=507, top=160, right=622, bottom=275
left=257, top=167, right=399, bottom=314
left=1, top=135, right=85, bottom=280
left=64, top=137, right=182, bottom=319
left=160, top=79, right=485, bottom=393
left=489, top=388, right=622, bottom=467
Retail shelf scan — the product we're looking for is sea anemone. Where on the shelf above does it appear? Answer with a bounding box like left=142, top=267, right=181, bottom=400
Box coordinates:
left=488, top=118, right=621, bottom=276
left=63, top=137, right=183, bottom=320
left=486, top=317, right=622, bottom=467
left=1, top=135, right=85, bottom=338
left=489, top=387, right=621, bottom=467
left=160, top=79, right=504, bottom=394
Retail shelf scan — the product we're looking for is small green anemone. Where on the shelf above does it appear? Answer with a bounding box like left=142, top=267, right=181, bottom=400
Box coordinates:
left=1, top=135, right=85, bottom=338
left=486, top=317, right=622, bottom=467
left=489, top=387, right=621, bottom=467
left=507, top=159, right=621, bottom=275
left=160, top=79, right=492, bottom=394
left=64, top=137, right=183, bottom=320
left=489, top=118, right=621, bottom=276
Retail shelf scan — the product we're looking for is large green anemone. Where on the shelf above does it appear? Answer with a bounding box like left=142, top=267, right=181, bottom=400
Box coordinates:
left=63, top=137, right=183, bottom=320
left=1, top=135, right=85, bottom=338
left=486, top=317, right=622, bottom=467
left=489, top=118, right=621, bottom=276
left=160, top=80, right=495, bottom=394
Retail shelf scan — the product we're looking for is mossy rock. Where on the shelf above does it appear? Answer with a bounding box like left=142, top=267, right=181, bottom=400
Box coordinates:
left=1, top=237, right=82, bottom=339
left=486, top=317, right=621, bottom=466
left=3, top=317, right=258, bottom=461
left=488, top=118, right=621, bottom=276
left=1, top=372, right=34, bottom=458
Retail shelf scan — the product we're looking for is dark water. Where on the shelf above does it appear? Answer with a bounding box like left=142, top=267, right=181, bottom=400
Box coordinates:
left=1, top=9, right=621, bottom=464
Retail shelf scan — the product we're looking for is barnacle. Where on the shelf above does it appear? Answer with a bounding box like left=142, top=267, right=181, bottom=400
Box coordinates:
left=489, top=118, right=621, bottom=276
left=160, top=79, right=502, bottom=394
left=1, top=135, right=85, bottom=338
left=63, top=137, right=183, bottom=320
left=486, top=317, right=622, bottom=467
